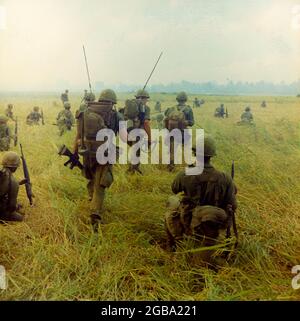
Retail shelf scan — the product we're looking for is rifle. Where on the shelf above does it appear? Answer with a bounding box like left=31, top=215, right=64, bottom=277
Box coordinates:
left=226, top=160, right=238, bottom=247
left=41, top=109, right=45, bottom=125
left=58, top=144, right=84, bottom=170
left=20, top=144, right=33, bottom=206
left=14, top=117, right=18, bottom=146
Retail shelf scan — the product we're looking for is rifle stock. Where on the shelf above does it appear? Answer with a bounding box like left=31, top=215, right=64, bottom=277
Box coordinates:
left=20, top=144, right=33, bottom=206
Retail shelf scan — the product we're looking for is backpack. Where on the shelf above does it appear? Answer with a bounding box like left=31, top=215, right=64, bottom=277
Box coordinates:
left=84, top=102, right=113, bottom=140
left=124, top=99, right=139, bottom=120
left=165, top=107, right=186, bottom=130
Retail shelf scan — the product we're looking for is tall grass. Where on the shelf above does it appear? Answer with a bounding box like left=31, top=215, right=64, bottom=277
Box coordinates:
left=0, top=93, right=299, bottom=300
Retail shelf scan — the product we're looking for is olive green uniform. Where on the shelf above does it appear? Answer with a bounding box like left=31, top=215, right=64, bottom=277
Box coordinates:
left=240, top=110, right=253, bottom=123
left=56, top=109, right=75, bottom=136
left=164, top=97, right=194, bottom=171
left=5, top=108, right=14, bottom=121
left=0, top=124, right=11, bottom=151
left=75, top=90, right=123, bottom=228
left=155, top=101, right=161, bottom=112
left=165, top=163, right=237, bottom=263
left=26, top=111, right=42, bottom=125
left=125, top=90, right=151, bottom=174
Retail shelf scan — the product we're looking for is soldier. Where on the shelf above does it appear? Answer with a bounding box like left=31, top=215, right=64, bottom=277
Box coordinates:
left=214, top=104, right=225, bottom=118
left=83, top=89, right=88, bottom=101
left=193, top=97, right=200, bottom=108
left=26, top=106, right=43, bottom=125
left=5, top=104, right=15, bottom=121
left=0, top=116, right=12, bottom=151
left=0, top=151, right=25, bottom=222
left=261, top=101, right=267, bottom=108
left=239, top=106, right=254, bottom=124
left=124, top=89, right=151, bottom=174
left=61, top=89, right=69, bottom=105
left=164, top=136, right=237, bottom=266
left=155, top=101, right=162, bottom=113
left=151, top=113, right=164, bottom=129
left=164, top=91, right=194, bottom=172
left=56, top=102, right=75, bottom=136
left=73, top=89, right=127, bottom=231
left=78, top=92, right=96, bottom=113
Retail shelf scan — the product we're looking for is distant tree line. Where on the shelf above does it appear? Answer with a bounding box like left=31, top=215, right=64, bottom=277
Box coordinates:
left=95, top=80, right=300, bottom=95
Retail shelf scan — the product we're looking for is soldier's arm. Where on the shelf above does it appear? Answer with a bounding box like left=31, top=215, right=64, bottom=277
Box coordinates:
left=187, top=107, right=194, bottom=126
left=171, top=171, right=185, bottom=194
left=224, top=174, right=237, bottom=211
left=7, top=176, right=19, bottom=213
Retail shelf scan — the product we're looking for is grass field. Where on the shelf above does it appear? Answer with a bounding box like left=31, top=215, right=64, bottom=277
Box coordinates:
left=0, top=93, right=299, bottom=300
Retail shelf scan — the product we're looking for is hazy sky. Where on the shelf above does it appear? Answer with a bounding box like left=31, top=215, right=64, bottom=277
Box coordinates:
left=0, top=0, right=300, bottom=91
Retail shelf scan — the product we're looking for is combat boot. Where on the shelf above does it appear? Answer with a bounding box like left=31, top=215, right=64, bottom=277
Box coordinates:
left=90, top=213, right=102, bottom=232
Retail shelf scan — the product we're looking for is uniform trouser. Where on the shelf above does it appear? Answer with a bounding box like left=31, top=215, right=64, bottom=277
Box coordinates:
left=165, top=205, right=226, bottom=264
left=0, top=209, right=23, bottom=222
left=128, top=136, right=141, bottom=172
left=86, top=164, right=113, bottom=215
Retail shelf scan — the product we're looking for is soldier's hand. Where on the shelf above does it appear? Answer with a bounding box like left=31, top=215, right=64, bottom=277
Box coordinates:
left=19, top=178, right=28, bottom=185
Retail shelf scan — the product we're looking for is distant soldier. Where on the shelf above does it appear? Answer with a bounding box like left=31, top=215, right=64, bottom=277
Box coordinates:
left=155, top=101, right=162, bottom=113
left=56, top=102, right=75, bottom=136
left=261, top=101, right=267, bottom=108
left=124, top=89, right=152, bottom=174
left=61, top=89, right=69, bottom=105
left=151, top=113, right=164, bottom=129
left=214, top=104, right=225, bottom=118
left=26, top=106, right=43, bottom=125
left=0, top=151, right=25, bottom=222
left=164, top=91, right=194, bottom=172
left=239, top=106, right=254, bottom=124
left=193, top=97, right=200, bottom=108
left=73, top=89, right=127, bottom=231
left=164, top=136, right=237, bottom=265
left=5, top=104, right=15, bottom=121
left=77, top=92, right=96, bottom=113
left=0, top=116, right=12, bottom=151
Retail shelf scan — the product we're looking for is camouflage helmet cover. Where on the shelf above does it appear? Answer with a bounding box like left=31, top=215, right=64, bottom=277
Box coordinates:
left=64, top=102, right=71, bottom=109
left=176, top=91, right=188, bottom=102
left=204, top=135, right=217, bottom=157
left=33, top=106, right=39, bottom=111
left=99, top=89, right=117, bottom=103
left=245, top=106, right=251, bottom=111
left=1, top=151, right=21, bottom=168
left=85, top=92, right=96, bottom=102
left=192, top=135, right=216, bottom=157
left=135, top=89, right=150, bottom=99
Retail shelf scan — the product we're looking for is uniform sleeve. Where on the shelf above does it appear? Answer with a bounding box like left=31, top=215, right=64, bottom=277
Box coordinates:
left=186, top=106, right=194, bottom=126
left=144, top=106, right=151, bottom=120
left=7, top=176, right=19, bottom=212
left=171, top=171, right=185, bottom=194
left=223, top=174, right=237, bottom=210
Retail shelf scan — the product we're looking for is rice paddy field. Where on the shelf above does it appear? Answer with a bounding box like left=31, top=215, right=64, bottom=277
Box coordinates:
left=0, top=92, right=299, bottom=300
